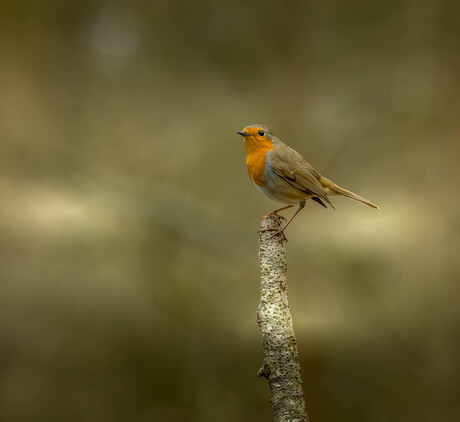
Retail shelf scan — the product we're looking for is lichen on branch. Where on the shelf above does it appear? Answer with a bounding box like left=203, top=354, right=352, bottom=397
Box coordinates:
left=257, top=215, right=309, bottom=422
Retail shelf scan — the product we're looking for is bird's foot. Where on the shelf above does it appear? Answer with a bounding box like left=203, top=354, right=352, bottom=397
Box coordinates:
left=258, top=227, right=288, bottom=242
left=263, top=211, right=287, bottom=222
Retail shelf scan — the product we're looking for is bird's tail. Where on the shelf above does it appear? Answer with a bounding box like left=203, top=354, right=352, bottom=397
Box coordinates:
left=321, top=177, right=379, bottom=209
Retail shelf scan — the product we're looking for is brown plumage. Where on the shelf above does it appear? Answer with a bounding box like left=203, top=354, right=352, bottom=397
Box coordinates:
left=237, top=124, right=379, bottom=237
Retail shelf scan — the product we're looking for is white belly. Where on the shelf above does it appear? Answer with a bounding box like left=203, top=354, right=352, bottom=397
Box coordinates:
left=253, top=181, right=308, bottom=205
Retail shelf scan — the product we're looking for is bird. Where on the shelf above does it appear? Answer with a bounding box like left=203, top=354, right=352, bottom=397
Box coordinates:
left=237, top=124, right=379, bottom=238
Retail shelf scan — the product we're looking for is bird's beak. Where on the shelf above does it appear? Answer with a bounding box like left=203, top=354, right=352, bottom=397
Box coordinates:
left=237, top=130, right=248, bottom=137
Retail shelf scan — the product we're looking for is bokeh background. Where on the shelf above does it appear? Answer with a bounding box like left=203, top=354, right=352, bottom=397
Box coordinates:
left=1, top=1, right=459, bottom=421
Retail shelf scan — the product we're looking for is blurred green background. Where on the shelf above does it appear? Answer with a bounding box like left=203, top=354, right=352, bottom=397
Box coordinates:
left=1, top=1, right=459, bottom=421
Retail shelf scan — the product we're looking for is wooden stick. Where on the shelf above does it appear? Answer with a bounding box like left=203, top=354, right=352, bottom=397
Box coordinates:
left=257, top=214, right=309, bottom=422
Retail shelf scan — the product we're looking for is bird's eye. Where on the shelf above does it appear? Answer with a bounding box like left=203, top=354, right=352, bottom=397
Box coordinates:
left=259, top=130, right=265, bottom=136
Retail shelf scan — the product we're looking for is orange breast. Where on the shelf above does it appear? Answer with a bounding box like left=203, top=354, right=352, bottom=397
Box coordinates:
left=244, top=138, right=274, bottom=187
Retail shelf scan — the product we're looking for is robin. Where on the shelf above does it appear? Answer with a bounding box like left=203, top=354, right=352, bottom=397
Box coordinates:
left=237, top=124, right=379, bottom=238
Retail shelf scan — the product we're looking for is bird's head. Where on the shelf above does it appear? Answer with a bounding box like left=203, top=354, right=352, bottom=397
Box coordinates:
left=237, top=124, right=274, bottom=141
left=237, top=125, right=276, bottom=153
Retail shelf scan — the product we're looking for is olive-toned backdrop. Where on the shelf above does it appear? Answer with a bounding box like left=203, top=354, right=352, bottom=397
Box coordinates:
left=1, top=1, right=459, bottom=421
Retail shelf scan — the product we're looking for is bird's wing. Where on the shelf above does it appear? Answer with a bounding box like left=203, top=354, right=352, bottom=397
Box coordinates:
left=269, top=143, right=334, bottom=208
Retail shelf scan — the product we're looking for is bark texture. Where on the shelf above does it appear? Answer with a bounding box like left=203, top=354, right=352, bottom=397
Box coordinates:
left=257, top=215, right=309, bottom=422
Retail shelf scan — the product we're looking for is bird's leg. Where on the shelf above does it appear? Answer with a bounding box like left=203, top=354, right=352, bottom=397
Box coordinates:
left=258, top=205, right=293, bottom=239
left=275, top=201, right=306, bottom=234
left=259, top=201, right=306, bottom=241
left=264, top=205, right=294, bottom=221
